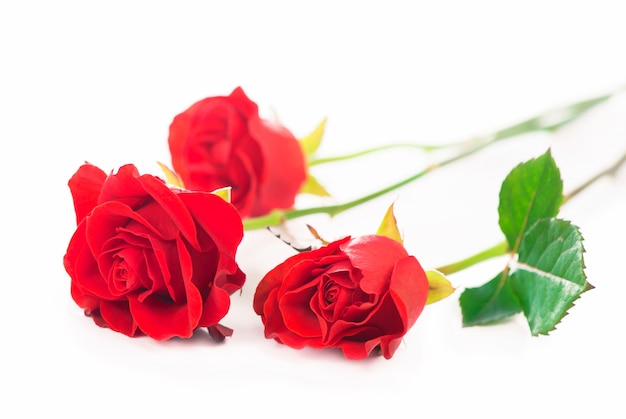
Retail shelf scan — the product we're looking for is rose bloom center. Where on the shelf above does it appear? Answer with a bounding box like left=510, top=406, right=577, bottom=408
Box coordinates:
left=111, top=258, right=138, bottom=293
left=324, top=283, right=340, bottom=305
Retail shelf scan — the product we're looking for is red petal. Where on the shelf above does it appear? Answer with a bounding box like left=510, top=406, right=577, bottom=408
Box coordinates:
left=100, top=166, right=199, bottom=246
left=70, top=279, right=99, bottom=312
left=98, top=164, right=145, bottom=207
left=198, top=285, right=231, bottom=327
left=127, top=289, right=200, bottom=340
left=280, top=278, right=320, bottom=338
left=67, top=224, right=116, bottom=300
left=167, top=87, right=259, bottom=201
left=247, top=115, right=307, bottom=216
left=207, top=323, right=233, bottom=342
left=143, top=236, right=180, bottom=301
left=253, top=237, right=348, bottom=315
left=137, top=174, right=198, bottom=247
left=177, top=192, right=244, bottom=269
left=341, top=235, right=409, bottom=295
left=85, top=201, right=165, bottom=260
left=100, top=300, right=139, bottom=337
left=388, top=255, right=429, bottom=330
left=168, top=110, right=193, bottom=182
left=226, top=87, right=258, bottom=118
left=339, top=339, right=380, bottom=360
left=127, top=237, right=204, bottom=340
left=68, top=163, right=107, bottom=224
left=225, top=150, right=260, bottom=217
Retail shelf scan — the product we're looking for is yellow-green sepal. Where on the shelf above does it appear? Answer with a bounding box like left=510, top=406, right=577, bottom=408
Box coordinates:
left=376, top=202, right=403, bottom=244
left=157, top=161, right=185, bottom=188
left=425, top=269, right=456, bottom=305
left=299, top=118, right=326, bottom=156
left=211, top=186, right=232, bottom=203
left=299, top=173, right=331, bottom=197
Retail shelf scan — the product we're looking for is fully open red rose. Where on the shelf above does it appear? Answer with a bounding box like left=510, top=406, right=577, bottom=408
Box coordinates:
left=253, top=235, right=429, bottom=359
left=63, top=163, right=246, bottom=340
left=168, top=87, right=307, bottom=218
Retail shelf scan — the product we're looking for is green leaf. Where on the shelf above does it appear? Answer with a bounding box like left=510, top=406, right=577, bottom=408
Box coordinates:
left=498, top=149, right=563, bottom=250
left=460, top=271, right=522, bottom=326
left=511, top=218, right=592, bottom=335
left=299, top=118, right=327, bottom=156
left=459, top=151, right=594, bottom=334
left=425, top=270, right=455, bottom=305
left=376, top=202, right=403, bottom=244
left=299, top=173, right=331, bottom=197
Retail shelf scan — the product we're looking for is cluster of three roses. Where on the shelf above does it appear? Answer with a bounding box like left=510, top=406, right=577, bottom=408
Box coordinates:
left=63, top=87, right=429, bottom=360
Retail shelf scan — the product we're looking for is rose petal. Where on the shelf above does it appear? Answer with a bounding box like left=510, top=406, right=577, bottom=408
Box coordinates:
left=98, top=164, right=146, bottom=208
left=332, top=295, right=405, bottom=359
left=137, top=174, right=199, bottom=246
left=324, top=290, right=404, bottom=345
left=68, top=163, right=107, bottom=224
left=127, top=293, right=195, bottom=340
left=380, top=337, right=403, bottom=360
left=168, top=108, right=193, bottom=182
left=85, top=201, right=165, bottom=258
left=339, top=339, right=380, bottom=360
left=70, top=229, right=116, bottom=300
left=177, top=192, right=243, bottom=258
left=104, top=227, right=173, bottom=300
left=341, top=235, right=409, bottom=295
left=207, top=323, right=233, bottom=342
left=264, top=291, right=319, bottom=350
left=168, top=87, right=260, bottom=199
left=248, top=115, right=307, bottom=217
left=127, top=237, right=203, bottom=340
left=253, top=238, right=349, bottom=315
left=280, top=278, right=320, bottom=338
left=100, top=300, right=139, bottom=337
left=228, top=87, right=259, bottom=117
left=97, top=165, right=199, bottom=246
left=64, top=220, right=87, bottom=280
left=388, top=255, right=429, bottom=330
left=336, top=266, right=427, bottom=360
left=70, top=279, right=99, bottom=312
left=145, top=236, right=182, bottom=302
left=113, top=228, right=159, bottom=291
left=260, top=289, right=289, bottom=340
left=168, top=87, right=305, bottom=218
left=226, top=151, right=259, bottom=216
left=198, top=285, right=231, bottom=327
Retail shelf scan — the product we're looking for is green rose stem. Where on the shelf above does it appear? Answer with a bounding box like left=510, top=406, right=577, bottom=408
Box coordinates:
left=307, top=142, right=459, bottom=166
left=436, top=149, right=626, bottom=275
left=306, top=90, right=617, bottom=167
left=243, top=139, right=495, bottom=230
left=243, top=89, right=618, bottom=232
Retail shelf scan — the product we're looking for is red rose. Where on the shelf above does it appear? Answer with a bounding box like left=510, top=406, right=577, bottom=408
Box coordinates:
left=63, top=163, right=246, bottom=341
left=168, top=87, right=307, bottom=218
left=253, top=235, right=429, bottom=359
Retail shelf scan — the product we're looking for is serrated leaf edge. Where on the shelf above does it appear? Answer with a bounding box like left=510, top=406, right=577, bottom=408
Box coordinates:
left=513, top=218, right=592, bottom=335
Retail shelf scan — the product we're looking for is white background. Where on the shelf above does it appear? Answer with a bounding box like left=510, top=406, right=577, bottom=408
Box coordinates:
left=2, top=1, right=626, bottom=418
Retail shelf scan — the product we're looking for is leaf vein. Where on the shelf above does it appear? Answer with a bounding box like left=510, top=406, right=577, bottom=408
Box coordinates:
left=514, top=261, right=583, bottom=291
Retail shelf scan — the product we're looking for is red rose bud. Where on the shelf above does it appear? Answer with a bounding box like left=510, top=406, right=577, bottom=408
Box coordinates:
left=253, top=235, right=429, bottom=360
left=63, top=163, right=246, bottom=340
left=168, top=87, right=307, bottom=218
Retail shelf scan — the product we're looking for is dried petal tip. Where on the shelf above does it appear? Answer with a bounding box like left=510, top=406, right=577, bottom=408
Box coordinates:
left=207, top=324, right=234, bottom=342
